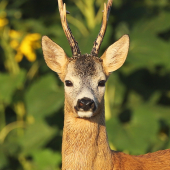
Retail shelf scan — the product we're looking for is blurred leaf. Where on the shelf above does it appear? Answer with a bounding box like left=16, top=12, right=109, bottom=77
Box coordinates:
left=146, top=12, right=170, bottom=33
left=0, top=146, right=8, bottom=169
left=128, top=11, right=170, bottom=68
left=25, top=74, right=64, bottom=120
left=19, top=120, right=57, bottom=155
left=0, top=70, right=26, bottom=104
left=107, top=104, right=159, bottom=154
left=32, top=149, right=61, bottom=170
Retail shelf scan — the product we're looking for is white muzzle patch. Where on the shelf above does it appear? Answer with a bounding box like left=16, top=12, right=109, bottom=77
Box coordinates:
left=77, top=111, right=93, bottom=118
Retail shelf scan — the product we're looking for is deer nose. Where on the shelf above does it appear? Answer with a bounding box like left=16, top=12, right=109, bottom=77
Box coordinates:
left=76, top=97, right=95, bottom=111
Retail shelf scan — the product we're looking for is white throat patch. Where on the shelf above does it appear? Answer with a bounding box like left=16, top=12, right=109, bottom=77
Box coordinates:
left=77, top=111, right=93, bottom=118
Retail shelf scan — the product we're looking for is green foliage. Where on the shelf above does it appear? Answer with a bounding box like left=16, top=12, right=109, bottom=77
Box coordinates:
left=0, top=70, right=26, bottom=104
left=0, top=0, right=170, bottom=169
left=25, top=74, right=64, bottom=120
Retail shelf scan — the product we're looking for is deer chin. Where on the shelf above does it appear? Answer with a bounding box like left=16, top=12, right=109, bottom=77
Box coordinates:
left=77, top=111, right=94, bottom=118
left=74, top=104, right=96, bottom=118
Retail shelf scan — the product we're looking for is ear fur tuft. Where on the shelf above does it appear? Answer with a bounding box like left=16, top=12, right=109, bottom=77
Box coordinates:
left=101, top=35, right=129, bottom=75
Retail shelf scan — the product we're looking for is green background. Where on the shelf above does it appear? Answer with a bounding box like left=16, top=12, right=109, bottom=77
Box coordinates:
left=0, top=0, right=170, bottom=169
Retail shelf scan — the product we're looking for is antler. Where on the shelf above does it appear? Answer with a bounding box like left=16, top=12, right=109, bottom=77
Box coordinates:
left=58, top=0, right=81, bottom=56
left=91, top=0, right=112, bottom=57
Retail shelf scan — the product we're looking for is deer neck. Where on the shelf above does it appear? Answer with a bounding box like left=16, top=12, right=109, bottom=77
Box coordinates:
left=62, top=99, right=113, bottom=170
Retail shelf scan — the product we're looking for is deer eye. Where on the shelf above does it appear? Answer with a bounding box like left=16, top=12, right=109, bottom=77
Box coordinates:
left=98, top=80, right=106, bottom=87
left=65, top=80, right=73, bottom=87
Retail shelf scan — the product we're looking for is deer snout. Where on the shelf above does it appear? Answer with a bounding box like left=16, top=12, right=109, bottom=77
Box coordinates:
left=75, top=97, right=96, bottom=112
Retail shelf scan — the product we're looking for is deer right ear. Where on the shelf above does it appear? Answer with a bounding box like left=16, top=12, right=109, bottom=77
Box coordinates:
left=101, top=35, right=129, bottom=76
left=42, top=36, right=69, bottom=76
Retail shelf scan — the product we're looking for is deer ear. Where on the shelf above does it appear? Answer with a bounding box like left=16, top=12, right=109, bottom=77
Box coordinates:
left=101, top=35, right=129, bottom=75
left=42, top=36, right=69, bottom=75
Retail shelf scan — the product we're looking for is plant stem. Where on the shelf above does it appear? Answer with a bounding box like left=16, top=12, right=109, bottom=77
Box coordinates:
left=1, top=27, right=20, bottom=75
left=0, top=102, right=5, bottom=132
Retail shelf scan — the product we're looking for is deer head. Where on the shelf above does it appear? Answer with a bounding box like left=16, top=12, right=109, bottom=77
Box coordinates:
left=42, top=0, right=129, bottom=118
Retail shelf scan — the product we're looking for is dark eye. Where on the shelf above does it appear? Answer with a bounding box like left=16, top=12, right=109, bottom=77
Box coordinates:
left=98, top=80, right=106, bottom=87
left=65, top=80, right=73, bottom=87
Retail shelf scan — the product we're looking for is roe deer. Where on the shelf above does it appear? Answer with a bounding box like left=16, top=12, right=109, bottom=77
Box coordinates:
left=42, top=0, right=170, bottom=169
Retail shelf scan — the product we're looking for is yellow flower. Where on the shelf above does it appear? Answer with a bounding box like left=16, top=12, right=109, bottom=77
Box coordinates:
left=0, top=11, right=8, bottom=28
left=9, top=30, right=21, bottom=39
left=10, top=40, right=19, bottom=49
left=16, top=33, right=41, bottom=62
left=9, top=30, right=22, bottom=51
left=9, top=31, right=41, bottom=62
left=0, top=17, right=8, bottom=28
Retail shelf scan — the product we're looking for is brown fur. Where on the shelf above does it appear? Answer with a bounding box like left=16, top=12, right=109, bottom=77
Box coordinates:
left=42, top=35, right=170, bottom=170
left=74, top=55, right=101, bottom=77
left=62, top=96, right=170, bottom=170
left=113, top=150, right=170, bottom=170
left=62, top=99, right=113, bottom=170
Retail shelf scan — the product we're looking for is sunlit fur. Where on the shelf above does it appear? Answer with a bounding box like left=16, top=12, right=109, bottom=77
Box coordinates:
left=64, top=55, right=106, bottom=118
left=62, top=56, right=112, bottom=169
left=62, top=55, right=112, bottom=169
left=42, top=35, right=170, bottom=170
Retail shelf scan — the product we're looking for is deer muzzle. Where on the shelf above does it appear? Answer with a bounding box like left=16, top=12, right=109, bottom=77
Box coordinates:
left=74, top=97, right=96, bottom=117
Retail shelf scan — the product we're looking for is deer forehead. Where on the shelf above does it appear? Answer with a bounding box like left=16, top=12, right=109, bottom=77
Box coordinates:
left=65, top=55, right=106, bottom=83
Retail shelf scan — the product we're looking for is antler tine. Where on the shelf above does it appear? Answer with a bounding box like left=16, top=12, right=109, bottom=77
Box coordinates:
left=91, top=0, right=113, bottom=57
left=58, top=0, right=81, bottom=57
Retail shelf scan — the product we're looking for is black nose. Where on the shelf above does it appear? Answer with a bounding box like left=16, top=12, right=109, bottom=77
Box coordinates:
left=76, top=97, right=95, bottom=111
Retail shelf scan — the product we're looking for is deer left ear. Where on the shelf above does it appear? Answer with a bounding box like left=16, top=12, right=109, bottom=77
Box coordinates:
left=101, top=35, right=129, bottom=75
